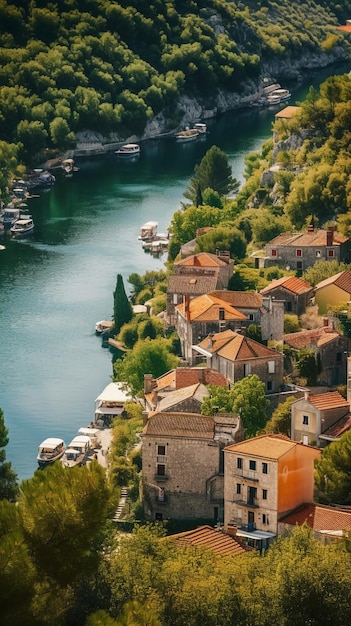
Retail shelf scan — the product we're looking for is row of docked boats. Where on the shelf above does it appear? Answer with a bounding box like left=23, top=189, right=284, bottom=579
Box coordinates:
left=138, top=220, right=170, bottom=255
left=37, top=426, right=101, bottom=469
left=261, top=83, right=291, bottom=106
left=0, top=204, right=35, bottom=237
left=174, top=122, right=207, bottom=142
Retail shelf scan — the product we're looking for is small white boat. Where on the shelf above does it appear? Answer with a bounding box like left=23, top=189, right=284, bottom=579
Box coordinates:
left=193, top=122, right=207, bottom=134
left=150, top=238, right=169, bottom=254
left=95, top=320, right=113, bottom=334
left=115, top=143, right=140, bottom=158
left=266, top=88, right=291, bottom=105
left=37, top=438, right=66, bottom=468
left=67, top=435, right=91, bottom=460
left=138, top=221, right=158, bottom=240
left=77, top=427, right=101, bottom=448
left=62, top=447, right=86, bottom=468
left=10, top=217, right=34, bottom=236
left=174, top=128, right=199, bottom=142
left=61, top=158, right=78, bottom=176
left=2, top=206, right=21, bottom=229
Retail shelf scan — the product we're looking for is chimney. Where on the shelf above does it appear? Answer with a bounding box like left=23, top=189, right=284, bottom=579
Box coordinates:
left=144, top=374, right=156, bottom=394
left=207, top=334, right=214, bottom=350
left=304, top=390, right=309, bottom=401
left=326, top=226, right=334, bottom=247
left=184, top=295, right=191, bottom=321
left=323, top=317, right=329, bottom=327
left=307, top=224, right=314, bottom=233
left=226, top=524, right=238, bottom=537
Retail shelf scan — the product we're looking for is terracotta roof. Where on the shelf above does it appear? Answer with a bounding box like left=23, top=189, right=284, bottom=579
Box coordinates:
left=225, top=433, right=300, bottom=459
left=283, top=327, right=340, bottom=350
left=268, top=229, right=348, bottom=247
left=175, top=252, right=228, bottom=268
left=197, top=329, right=283, bottom=362
left=274, top=105, right=301, bottom=119
left=168, top=272, right=219, bottom=294
left=280, top=503, right=351, bottom=532
left=209, top=290, right=263, bottom=309
left=307, top=391, right=349, bottom=411
left=142, top=412, right=215, bottom=438
left=315, top=270, right=351, bottom=293
left=176, top=293, right=247, bottom=322
left=261, top=276, right=312, bottom=296
left=156, top=383, right=209, bottom=412
left=337, top=24, right=351, bottom=32
left=167, top=525, right=248, bottom=556
left=153, top=367, right=228, bottom=391
left=321, top=412, right=351, bottom=438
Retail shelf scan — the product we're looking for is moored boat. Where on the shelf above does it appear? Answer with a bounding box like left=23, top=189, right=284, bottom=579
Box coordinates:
left=2, top=206, right=21, bottom=230
left=266, top=88, right=291, bottom=105
left=138, top=221, right=158, bottom=240
left=62, top=447, right=86, bottom=468
left=95, top=320, right=114, bottom=334
left=37, top=438, right=66, bottom=467
left=193, top=122, right=207, bottom=134
left=10, top=217, right=34, bottom=236
left=77, top=426, right=101, bottom=448
left=115, top=143, right=140, bottom=158
left=174, top=128, right=199, bottom=142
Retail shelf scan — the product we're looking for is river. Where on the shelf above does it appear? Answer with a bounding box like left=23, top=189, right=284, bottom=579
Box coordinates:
left=0, top=64, right=349, bottom=480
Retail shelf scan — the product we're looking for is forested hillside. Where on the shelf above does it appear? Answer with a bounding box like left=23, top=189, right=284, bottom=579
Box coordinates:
left=0, top=0, right=350, bottom=177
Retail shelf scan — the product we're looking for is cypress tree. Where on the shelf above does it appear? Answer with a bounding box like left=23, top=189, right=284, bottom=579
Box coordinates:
left=113, top=273, right=133, bottom=334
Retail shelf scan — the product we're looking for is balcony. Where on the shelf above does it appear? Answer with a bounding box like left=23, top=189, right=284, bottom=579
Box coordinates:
left=154, top=473, right=168, bottom=482
left=234, top=469, right=259, bottom=482
left=233, top=497, right=259, bottom=508
left=229, top=519, right=256, bottom=532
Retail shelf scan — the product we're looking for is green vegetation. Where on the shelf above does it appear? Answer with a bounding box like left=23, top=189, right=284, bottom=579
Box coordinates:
left=113, top=273, right=133, bottom=334
left=315, top=430, right=351, bottom=504
left=0, top=409, right=18, bottom=501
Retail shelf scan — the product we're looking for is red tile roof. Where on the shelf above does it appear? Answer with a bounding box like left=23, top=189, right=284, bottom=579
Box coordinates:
left=142, top=412, right=215, bottom=438
left=197, top=329, right=283, bottom=362
left=321, top=412, right=351, bottom=438
left=209, top=290, right=263, bottom=309
left=175, top=252, right=228, bottom=268
left=176, top=293, right=247, bottom=322
left=153, top=367, right=229, bottom=391
left=261, top=275, right=312, bottom=296
left=268, top=229, right=348, bottom=247
left=307, top=391, right=349, bottom=411
left=274, top=106, right=301, bottom=119
left=283, top=327, right=340, bottom=350
left=315, top=270, right=351, bottom=293
left=167, top=272, right=219, bottom=294
left=167, top=525, right=249, bottom=556
left=280, top=503, right=351, bottom=532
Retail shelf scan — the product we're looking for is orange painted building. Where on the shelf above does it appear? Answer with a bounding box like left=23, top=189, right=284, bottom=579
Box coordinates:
left=224, top=434, right=321, bottom=549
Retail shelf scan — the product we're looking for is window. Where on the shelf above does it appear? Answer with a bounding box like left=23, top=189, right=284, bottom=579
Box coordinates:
left=262, top=489, right=268, bottom=500
left=336, top=352, right=342, bottom=363
left=296, top=249, right=302, bottom=257
left=262, top=513, right=269, bottom=525
left=271, top=249, right=277, bottom=257
left=328, top=249, right=335, bottom=257
left=244, top=363, right=251, bottom=376
left=297, top=261, right=303, bottom=270
left=303, top=415, right=309, bottom=425
left=236, top=483, right=242, bottom=495
left=286, top=301, right=292, bottom=312
left=262, top=462, right=268, bottom=474
left=316, top=250, right=321, bottom=258
left=157, top=445, right=166, bottom=456
left=219, top=307, right=225, bottom=320
left=267, top=381, right=273, bottom=392
left=237, top=457, right=243, bottom=469
left=268, top=360, right=275, bottom=374
left=248, top=313, right=254, bottom=321
left=249, top=460, right=256, bottom=471
left=156, top=464, right=165, bottom=476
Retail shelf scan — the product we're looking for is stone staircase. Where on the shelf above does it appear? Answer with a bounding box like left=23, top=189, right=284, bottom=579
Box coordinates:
left=113, top=487, right=129, bottom=521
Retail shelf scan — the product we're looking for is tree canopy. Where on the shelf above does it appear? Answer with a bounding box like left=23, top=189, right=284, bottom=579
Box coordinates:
left=113, top=273, right=133, bottom=334
left=315, top=431, right=351, bottom=505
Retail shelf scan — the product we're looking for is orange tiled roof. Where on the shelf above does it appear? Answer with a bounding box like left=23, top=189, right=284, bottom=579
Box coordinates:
left=176, top=293, right=247, bottom=322
left=321, top=412, right=351, bottom=438
left=209, top=290, right=263, bottom=309
left=283, top=327, right=340, bottom=350
left=307, top=391, right=349, bottom=411
left=268, top=229, right=348, bottom=247
left=168, top=272, right=219, bottom=294
left=225, top=433, right=300, bottom=459
left=197, top=329, right=283, bottom=361
left=153, top=367, right=229, bottom=391
left=315, top=270, right=351, bottom=293
left=175, top=252, right=228, bottom=268
left=261, top=275, right=312, bottom=296
left=337, top=24, right=351, bottom=32
left=280, top=503, right=351, bottom=532
left=275, top=106, right=301, bottom=119
left=167, top=525, right=248, bottom=556
left=142, top=412, right=215, bottom=438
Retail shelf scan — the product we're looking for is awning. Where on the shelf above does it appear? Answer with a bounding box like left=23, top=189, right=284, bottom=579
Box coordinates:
left=236, top=529, right=276, bottom=540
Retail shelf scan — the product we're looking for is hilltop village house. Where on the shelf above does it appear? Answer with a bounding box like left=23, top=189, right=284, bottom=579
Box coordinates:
left=283, top=326, right=351, bottom=387
left=260, top=275, right=314, bottom=316
left=166, top=251, right=234, bottom=324
left=290, top=390, right=350, bottom=447
left=314, top=270, right=351, bottom=315
left=223, top=434, right=321, bottom=550
left=263, top=226, right=350, bottom=271
left=142, top=411, right=243, bottom=523
left=278, top=503, right=351, bottom=544
left=193, top=329, right=284, bottom=393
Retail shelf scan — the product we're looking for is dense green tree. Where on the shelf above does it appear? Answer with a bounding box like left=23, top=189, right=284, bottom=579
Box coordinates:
left=113, top=274, right=133, bottom=335
left=296, top=348, right=321, bottom=385
left=185, top=146, right=239, bottom=202
left=196, top=226, right=246, bottom=262
left=113, top=337, right=179, bottom=396
left=0, top=409, right=18, bottom=501
left=315, top=431, right=351, bottom=504
left=284, top=313, right=300, bottom=334
left=264, top=396, right=297, bottom=436
left=302, top=260, right=351, bottom=287
left=169, top=205, right=223, bottom=245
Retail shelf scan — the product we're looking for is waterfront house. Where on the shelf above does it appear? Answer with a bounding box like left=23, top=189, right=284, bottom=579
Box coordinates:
left=264, top=225, right=350, bottom=271
left=223, top=434, right=321, bottom=550
left=94, top=381, right=133, bottom=426
left=193, top=329, right=284, bottom=393
left=290, top=390, right=350, bottom=447
left=144, top=367, right=229, bottom=398
left=314, top=270, right=351, bottom=315
left=142, top=411, right=242, bottom=523
left=260, top=275, right=314, bottom=316
left=144, top=381, right=210, bottom=414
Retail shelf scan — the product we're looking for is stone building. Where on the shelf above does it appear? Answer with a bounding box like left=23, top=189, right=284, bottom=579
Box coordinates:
left=264, top=226, right=350, bottom=271
left=142, top=411, right=243, bottom=523
left=193, top=329, right=284, bottom=393
left=144, top=382, right=210, bottom=414
left=260, top=275, right=313, bottom=316
left=223, top=434, right=321, bottom=550
left=290, top=390, right=350, bottom=447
